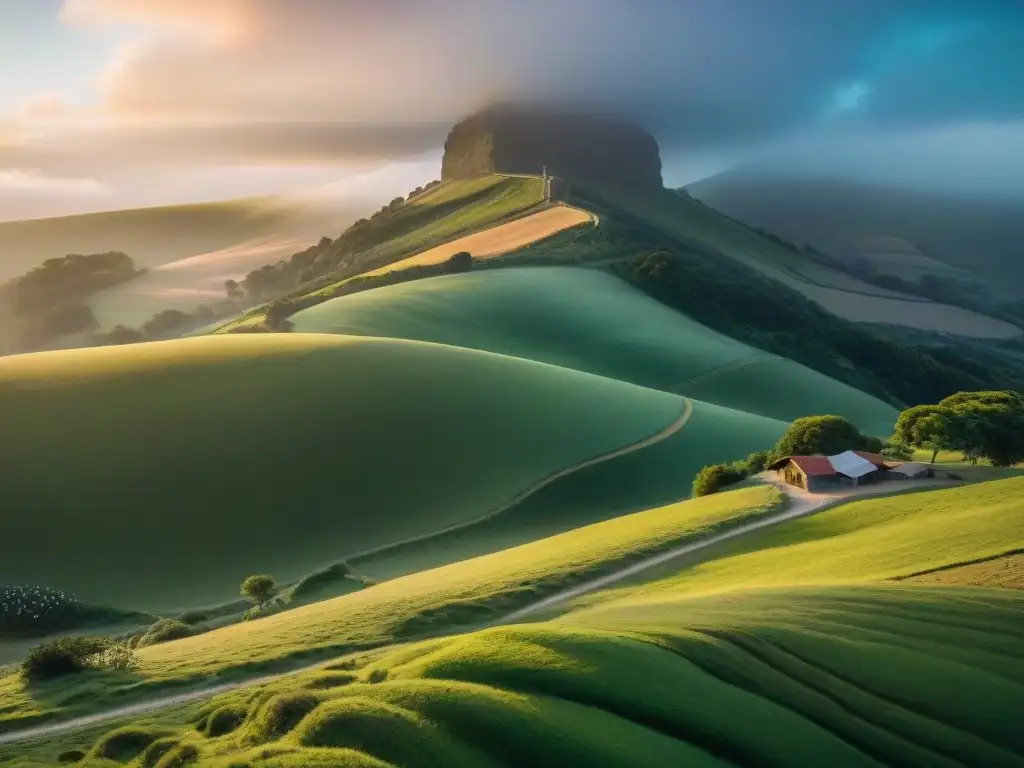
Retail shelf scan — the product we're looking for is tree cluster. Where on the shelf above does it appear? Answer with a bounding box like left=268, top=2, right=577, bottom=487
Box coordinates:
left=692, top=415, right=881, bottom=497
left=893, top=391, right=1024, bottom=466
left=1, top=251, right=143, bottom=352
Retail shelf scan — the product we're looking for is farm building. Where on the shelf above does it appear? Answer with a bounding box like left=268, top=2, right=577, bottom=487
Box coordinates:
left=889, top=462, right=935, bottom=480
left=768, top=450, right=895, bottom=492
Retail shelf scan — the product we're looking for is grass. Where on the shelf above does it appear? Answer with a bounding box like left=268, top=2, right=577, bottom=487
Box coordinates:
left=590, top=183, right=1020, bottom=338
left=290, top=267, right=897, bottom=435
left=0, top=197, right=349, bottom=279
left=581, top=474, right=1024, bottom=601
left=210, top=176, right=546, bottom=334
left=0, top=333, right=686, bottom=613
left=902, top=552, right=1024, bottom=589
left=0, top=487, right=783, bottom=733
left=8, top=583, right=1021, bottom=767
left=354, top=206, right=592, bottom=279
left=352, top=398, right=787, bottom=580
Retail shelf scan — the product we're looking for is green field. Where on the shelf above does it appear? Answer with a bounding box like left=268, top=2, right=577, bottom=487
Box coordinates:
left=290, top=267, right=897, bottom=435
left=10, top=584, right=1021, bottom=767
left=588, top=184, right=1020, bottom=338
left=352, top=398, right=787, bottom=580
left=583, top=474, right=1024, bottom=602
left=0, top=333, right=691, bottom=612
left=212, top=176, right=547, bottom=332
left=0, top=487, right=783, bottom=732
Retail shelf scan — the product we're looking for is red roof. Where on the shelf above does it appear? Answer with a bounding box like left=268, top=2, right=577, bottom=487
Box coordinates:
left=786, top=456, right=837, bottom=476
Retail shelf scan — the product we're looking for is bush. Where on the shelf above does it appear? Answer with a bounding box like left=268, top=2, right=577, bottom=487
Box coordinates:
left=22, top=636, right=109, bottom=680
left=202, top=704, right=248, bottom=737
left=241, top=574, right=277, bottom=607
left=443, top=251, right=474, bottom=273
left=245, top=692, right=321, bottom=743
left=139, top=738, right=179, bottom=768
left=774, top=415, right=867, bottom=457
left=95, top=642, right=138, bottom=671
left=882, top=441, right=915, bottom=460
left=91, top=726, right=165, bottom=761
left=692, top=464, right=746, bottom=497
left=57, top=750, right=85, bottom=764
left=153, top=743, right=200, bottom=768
left=137, top=618, right=195, bottom=648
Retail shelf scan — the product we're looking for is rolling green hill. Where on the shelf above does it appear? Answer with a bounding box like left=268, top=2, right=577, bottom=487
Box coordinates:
left=588, top=474, right=1024, bottom=601
left=290, top=267, right=897, bottom=435
left=688, top=173, right=1024, bottom=303
left=0, top=333, right=694, bottom=612
left=584, top=183, right=1020, bottom=339
left=0, top=487, right=784, bottom=732
left=25, top=584, right=1022, bottom=767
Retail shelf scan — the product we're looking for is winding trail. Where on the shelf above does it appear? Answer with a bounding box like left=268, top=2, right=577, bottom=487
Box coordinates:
left=0, top=476, right=955, bottom=747
left=350, top=397, right=692, bottom=564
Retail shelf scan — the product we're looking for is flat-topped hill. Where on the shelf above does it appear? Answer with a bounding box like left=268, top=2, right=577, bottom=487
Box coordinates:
left=442, top=104, right=663, bottom=190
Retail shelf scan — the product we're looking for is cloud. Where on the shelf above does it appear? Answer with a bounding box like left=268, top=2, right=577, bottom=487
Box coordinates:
left=3, top=0, right=1023, bottom=217
left=0, top=168, right=106, bottom=195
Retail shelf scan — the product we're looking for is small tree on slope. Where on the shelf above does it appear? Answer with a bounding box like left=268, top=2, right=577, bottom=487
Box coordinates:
left=240, top=575, right=277, bottom=609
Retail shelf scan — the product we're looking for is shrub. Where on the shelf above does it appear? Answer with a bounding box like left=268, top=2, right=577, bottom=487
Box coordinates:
left=443, top=251, right=474, bottom=273
left=862, top=435, right=885, bottom=453
left=137, top=618, right=195, bottom=648
left=153, top=743, right=200, bottom=768
left=240, top=575, right=277, bottom=608
left=692, top=464, right=745, bottom=497
left=882, top=441, right=915, bottom=460
left=774, top=415, right=867, bottom=457
left=57, top=750, right=85, bottom=764
left=738, top=450, right=772, bottom=474
left=139, top=738, right=179, bottom=768
left=203, top=704, right=248, bottom=737
left=245, top=692, right=321, bottom=743
left=366, top=668, right=389, bottom=684
left=95, top=642, right=138, bottom=671
left=91, top=726, right=165, bottom=761
left=22, top=636, right=109, bottom=680
left=305, top=671, right=358, bottom=690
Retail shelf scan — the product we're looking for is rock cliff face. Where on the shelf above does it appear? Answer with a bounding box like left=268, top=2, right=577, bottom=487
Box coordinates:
left=442, top=105, right=663, bottom=190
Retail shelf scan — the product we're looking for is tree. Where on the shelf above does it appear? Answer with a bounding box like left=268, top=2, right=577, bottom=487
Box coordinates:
left=692, top=464, right=744, bottom=497
left=939, top=391, right=1024, bottom=467
left=893, top=391, right=1024, bottom=467
left=240, top=575, right=276, bottom=608
left=444, top=251, right=473, bottom=274
left=224, top=279, right=244, bottom=300
left=773, top=415, right=866, bottom=457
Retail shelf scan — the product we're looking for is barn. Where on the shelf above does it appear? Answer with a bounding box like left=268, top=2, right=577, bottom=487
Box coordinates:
left=768, top=450, right=893, bottom=492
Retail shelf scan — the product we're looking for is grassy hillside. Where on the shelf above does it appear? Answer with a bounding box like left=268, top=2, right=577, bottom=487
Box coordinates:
left=290, top=267, right=897, bottom=435
left=355, top=205, right=591, bottom=279
left=0, top=198, right=346, bottom=279
left=0, top=333, right=690, bottom=612
left=14, top=584, right=1022, bottom=767
left=589, top=474, right=1024, bottom=600
left=211, top=176, right=547, bottom=332
left=0, top=487, right=783, bottom=731
left=586, top=183, right=1020, bottom=338
left=351, top=398, right=787, bottom=580
left=688, top=173, right=1024, bottom=302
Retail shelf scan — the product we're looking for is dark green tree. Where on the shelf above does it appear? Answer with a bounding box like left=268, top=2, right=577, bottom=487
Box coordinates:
left=773, top=415, right=866, bottom=457
left=240, top=575, right=276, bottom=608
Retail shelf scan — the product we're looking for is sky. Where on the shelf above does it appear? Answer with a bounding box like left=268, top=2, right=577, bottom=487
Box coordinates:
left=0, top=0, right=1022, bottom=219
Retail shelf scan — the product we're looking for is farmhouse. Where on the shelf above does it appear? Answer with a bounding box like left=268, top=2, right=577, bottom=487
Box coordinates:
left=768, top=450, right=895, bottom=492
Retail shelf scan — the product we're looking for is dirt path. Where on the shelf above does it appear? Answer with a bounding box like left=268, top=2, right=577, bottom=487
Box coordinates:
left=350, top=397, right=693, bottom=564
left=0, top=475, right=954, bottom=747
